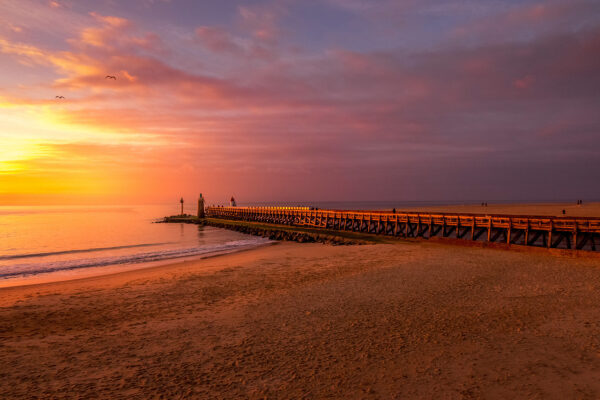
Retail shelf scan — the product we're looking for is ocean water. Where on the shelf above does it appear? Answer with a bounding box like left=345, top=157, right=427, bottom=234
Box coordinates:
left=0, top=205, right=270, bottom=284
left=2, top=200, right=593, bottom=285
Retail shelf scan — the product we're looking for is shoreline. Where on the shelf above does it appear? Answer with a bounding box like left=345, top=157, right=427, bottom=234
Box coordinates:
left=0, top=241, right=276, bottom=290
left=2, top=230, right=598, bottom=293
left=0, top=242, right=284, bottom=307
left=4, top=201, right=599, bottom=290
left=7, top=201, right=598, bottom=290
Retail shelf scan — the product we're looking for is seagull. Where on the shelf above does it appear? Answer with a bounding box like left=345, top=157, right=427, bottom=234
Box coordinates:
left=55, top=95, right=65, bottom=99
left=105, top=75, right=117, bottom=80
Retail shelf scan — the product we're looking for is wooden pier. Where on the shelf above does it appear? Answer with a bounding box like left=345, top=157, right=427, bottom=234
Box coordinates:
left=206, top=207, right=600, bottom=252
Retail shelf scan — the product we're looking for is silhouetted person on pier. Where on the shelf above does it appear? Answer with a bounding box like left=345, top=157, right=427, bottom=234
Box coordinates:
left=392, top=208, right=396, bottom=214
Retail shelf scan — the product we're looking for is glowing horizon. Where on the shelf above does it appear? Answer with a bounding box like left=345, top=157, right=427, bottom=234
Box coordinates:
left=1, top=0, right=599, bottom=205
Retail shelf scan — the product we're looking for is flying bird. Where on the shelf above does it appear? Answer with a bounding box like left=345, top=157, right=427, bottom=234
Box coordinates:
left=105, top=75, right=117, bottom=80
left=55, top=95, right=65, bottom=99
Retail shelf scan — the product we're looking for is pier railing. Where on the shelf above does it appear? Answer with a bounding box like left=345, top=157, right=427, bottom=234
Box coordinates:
left=205, top=207, right=600, bottom=252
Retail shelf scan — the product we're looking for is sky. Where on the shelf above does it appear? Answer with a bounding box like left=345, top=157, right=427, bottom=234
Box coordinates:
left=0, top=0, right=599, bottom=205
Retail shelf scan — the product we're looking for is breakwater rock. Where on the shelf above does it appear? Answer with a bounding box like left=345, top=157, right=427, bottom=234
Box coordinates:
left=158, top=215, right=199, bottom=223
left=159, top=216, right=371, bottom=245
left=205, top=220, right=367, bottom=245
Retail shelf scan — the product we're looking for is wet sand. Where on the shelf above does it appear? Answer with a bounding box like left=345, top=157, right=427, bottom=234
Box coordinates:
left=1, top=241, right=599, bottom=399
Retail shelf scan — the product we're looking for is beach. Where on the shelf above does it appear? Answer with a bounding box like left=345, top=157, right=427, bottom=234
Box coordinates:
left=3, top=0, right=599, bottom=397
left=1, top=240, right=599, bottom=399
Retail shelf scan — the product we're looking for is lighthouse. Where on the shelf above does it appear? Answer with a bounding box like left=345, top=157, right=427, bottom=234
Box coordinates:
left=230, top=196, right=237, bottom=207
left=197, top=193, right=205, bottom=218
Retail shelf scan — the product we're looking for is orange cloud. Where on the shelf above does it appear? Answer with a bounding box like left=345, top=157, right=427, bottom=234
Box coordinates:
left=8, top=24, right=23, bottom=33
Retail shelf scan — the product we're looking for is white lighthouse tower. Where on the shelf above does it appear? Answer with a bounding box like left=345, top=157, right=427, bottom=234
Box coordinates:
left=197, top=193, right=205, bottom=218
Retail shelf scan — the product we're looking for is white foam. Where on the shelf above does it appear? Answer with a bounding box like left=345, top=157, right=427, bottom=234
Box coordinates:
left=0, top=238, right=271, bottom=279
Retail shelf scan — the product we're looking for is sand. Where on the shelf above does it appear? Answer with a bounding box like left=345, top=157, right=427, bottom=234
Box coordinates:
left=1, top=241, right=600, bottom=399
left=395, top=201, right=600, bottom=217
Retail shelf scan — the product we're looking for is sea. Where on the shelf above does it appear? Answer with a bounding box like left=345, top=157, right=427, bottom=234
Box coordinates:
left=0, top=200, right=459, bottom=285
left=0, top=199, right=587, bottom=286
left=0, top=204, right=270, bottom=286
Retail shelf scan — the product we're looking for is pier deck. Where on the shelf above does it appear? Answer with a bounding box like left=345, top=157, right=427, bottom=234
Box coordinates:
left=206, top=207, right=600, bottom=252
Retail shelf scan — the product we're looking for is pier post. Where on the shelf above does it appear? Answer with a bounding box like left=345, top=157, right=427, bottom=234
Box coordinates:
left=470, top=218, right=475, bottom=241
left=429, top=217, right=433, bottom=239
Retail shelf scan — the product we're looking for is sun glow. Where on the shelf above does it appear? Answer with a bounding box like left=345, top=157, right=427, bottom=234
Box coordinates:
left=0, top=107, right=120, bottom=202
left=0, top=138, right=53, bottom=173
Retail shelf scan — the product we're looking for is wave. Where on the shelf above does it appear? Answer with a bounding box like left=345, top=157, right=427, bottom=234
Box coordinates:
left=0, top=242, right=171, bottom=261
left=0, top=238, right=271, bottom=279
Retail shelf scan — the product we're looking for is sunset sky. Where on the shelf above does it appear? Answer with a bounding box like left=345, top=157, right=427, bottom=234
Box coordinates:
left=1, top=0, right=599, bottom=205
